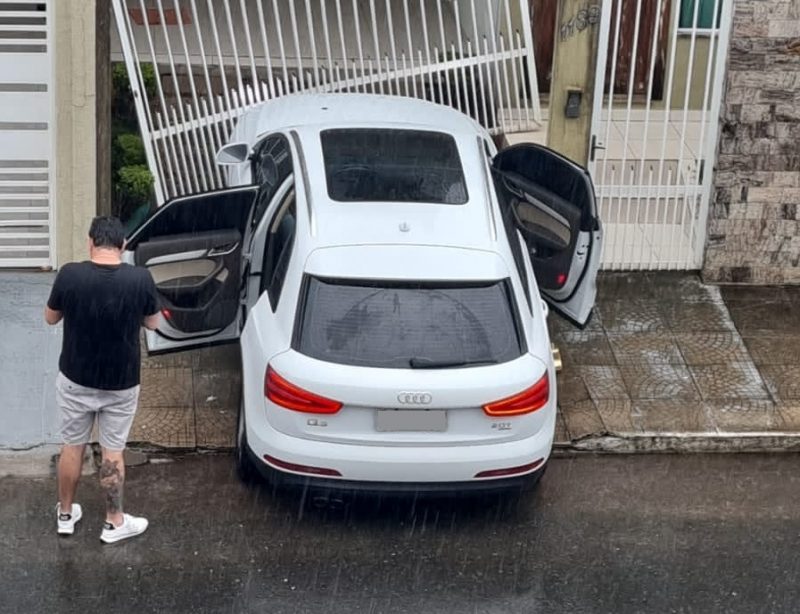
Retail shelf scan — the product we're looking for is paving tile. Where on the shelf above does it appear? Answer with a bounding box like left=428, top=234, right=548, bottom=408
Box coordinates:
left=619, top=364, right=700, bottom=401
left=193, top=369, right=241, bottom=412
left=646, top=273, right=720, bottom=303
left=597, top=272, right=654, bottom=302
left=594, top=399, right=635, bottom=434
left=674, top=332, right=751, bottom=365
left=554, top=409, right=569, bottom=444
left=547, top=309, right=604, bottom=334
left=576, top=366, right=630, bottom=401
left=705, top=400, right=785, bottom=433
left=785, top=286, right=800, bottom=306
left=759, top=365, right=800, bottom=400
left=719, top=285, right=789, bottom=303
left=742, top=335, right=800, bottom=365
left=727, top=301, right=800, bottom=334
left=607, top=332, right=683, bottom=364
left=689, top=363, right=771, bottom=400
left=596, top=300, right=669, bottom=333
left=193, top=369, right=241, bottom=448
left=195, top=406, right=237, bottom=448
left=776, top=402, right=800, bottom=429
left=555, top=331, right=616, bottom=366
left=559, top=400, right=606, bottom=439
left=661, top=301, right=736, bottom=333
left=140, top=348, right=194, bottom=369
left=191, top=343, right=242, bottom=370
left=630, top=400, right=714, bottom=433
left=139, top=367, right=194, bottom=408
left=556, top=371, right=592, bottom=404
left=129, top=405, right=196, bottom=448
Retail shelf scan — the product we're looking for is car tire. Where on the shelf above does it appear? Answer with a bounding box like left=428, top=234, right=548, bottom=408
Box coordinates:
left=235, top=398, right=258, bottom=485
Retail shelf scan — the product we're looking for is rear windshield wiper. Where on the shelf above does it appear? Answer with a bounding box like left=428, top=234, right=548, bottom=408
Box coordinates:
left=409, top=357, right=498, bottom=369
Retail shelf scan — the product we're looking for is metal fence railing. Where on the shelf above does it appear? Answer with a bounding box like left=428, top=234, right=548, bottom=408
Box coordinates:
left=112, top=0, right=542, bottom=203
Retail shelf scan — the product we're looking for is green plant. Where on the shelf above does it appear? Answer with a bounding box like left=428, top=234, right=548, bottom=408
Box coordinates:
left=111, top=62, right=155, bottom=222
left=114, top=133, right=146, bottom=168
left=117, top=165, right=153, bottom=203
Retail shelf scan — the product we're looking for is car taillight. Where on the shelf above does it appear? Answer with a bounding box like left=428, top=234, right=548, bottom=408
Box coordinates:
left=265, top=366, right=342, bottom=414
left=482, top=373, right=549, bottom=417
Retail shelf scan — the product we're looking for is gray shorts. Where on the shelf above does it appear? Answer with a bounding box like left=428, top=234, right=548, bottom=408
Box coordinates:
left=56, top=372, right=140, bottom=451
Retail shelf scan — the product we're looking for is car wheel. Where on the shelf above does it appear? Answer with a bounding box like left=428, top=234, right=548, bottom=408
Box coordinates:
left=235, top=398, right=258, bottom=484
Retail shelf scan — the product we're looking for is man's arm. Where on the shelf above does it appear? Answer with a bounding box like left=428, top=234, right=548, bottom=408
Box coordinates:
left=46, top=268, right=65, bottom=325
left=44, top=306, right=62, bottom=325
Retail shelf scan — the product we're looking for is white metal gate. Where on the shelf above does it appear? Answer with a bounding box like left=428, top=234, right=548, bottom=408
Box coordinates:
left=590, top=0, right=733, bottom=270
left=112, top=0, right=542, bottom=204
left=0, top=0, right=54, bottom=268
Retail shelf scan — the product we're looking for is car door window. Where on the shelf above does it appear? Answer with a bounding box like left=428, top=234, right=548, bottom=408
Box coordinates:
left=260, top=188, right=296, bottom=310
left=251, top=135, right=293, bottom=228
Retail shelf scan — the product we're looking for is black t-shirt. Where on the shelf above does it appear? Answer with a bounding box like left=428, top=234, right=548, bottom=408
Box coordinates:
left=47, top=262, right=160, bottom=390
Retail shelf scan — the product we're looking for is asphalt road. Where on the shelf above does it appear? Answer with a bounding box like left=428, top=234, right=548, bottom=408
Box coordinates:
left=1, top=453, right=799, bottom=613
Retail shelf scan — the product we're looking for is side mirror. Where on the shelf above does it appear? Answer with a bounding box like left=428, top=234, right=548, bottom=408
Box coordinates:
left=216, top=142, right=249, bottom=165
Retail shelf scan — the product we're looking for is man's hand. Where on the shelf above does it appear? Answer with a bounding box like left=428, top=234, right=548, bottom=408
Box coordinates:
left=143, top=312, right=160, bottom=331
left=45, top=306, right=62, bottom=325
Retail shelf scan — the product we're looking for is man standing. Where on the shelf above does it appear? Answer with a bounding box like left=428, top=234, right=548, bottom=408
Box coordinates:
left=45, top=216, right=160, bottom=543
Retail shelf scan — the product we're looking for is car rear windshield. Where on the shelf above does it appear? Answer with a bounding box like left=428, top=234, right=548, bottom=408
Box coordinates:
left=320, top=129, right=468, bottom=204
left=294, top=276, right=525, bottom=369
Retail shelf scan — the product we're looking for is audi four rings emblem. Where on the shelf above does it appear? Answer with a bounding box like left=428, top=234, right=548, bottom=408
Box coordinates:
left=397, top=392, right=433, bottom=405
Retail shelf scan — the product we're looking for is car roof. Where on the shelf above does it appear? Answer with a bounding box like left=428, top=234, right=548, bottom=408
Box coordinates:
left=234, top=94, right=512, bottom=274
left=241, top=92, right=486, bottom=137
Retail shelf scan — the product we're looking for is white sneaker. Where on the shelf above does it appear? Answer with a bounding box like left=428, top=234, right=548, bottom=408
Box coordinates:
left=56, top=503, right=83, bottom=535
left=100, top=513, right=149, bottom=544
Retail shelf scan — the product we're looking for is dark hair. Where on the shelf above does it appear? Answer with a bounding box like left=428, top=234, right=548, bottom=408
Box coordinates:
left=89, top=216, right=126, bottom=250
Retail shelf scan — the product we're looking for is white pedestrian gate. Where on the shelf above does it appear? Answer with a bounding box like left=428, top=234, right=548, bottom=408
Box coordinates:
left=0, top=0, right=54, bottom=268
left=589, top=0, right=733, bottom=270
left=112, top=0, right=542, bottom=204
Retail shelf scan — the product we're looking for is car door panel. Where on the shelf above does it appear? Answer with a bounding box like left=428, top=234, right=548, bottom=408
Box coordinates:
left=135, top=228, right=242, bottom=334
left=123, top=186, right=259, bottom=353
left=493, top=144, right=602, bottom=327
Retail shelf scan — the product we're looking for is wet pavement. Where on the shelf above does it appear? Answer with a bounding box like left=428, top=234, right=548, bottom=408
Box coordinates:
left=550, top=273, right=800, bottom=444
left=3, top=453, right=800, bottom=613
left=128, top=272, right=800, bottom=450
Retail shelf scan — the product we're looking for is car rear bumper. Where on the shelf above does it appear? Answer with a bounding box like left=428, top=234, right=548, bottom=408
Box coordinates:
left=244, top=411, right=555, bottom=491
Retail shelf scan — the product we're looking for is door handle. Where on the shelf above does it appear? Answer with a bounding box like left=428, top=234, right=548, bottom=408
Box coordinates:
left=590, top=135, right=605, bottom=162
left=207, top=242, right=239, bottom=257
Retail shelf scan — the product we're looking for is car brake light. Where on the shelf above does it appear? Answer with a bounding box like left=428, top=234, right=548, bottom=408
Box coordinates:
left=482, top=373, right=549, bottom=416
left=265, top=366, right=342, bottom=414
left=475, top=458, right=544, bottom=478
left=555, top=273, right=568, bottom=287
left=264, top=455, right=342, bottom=477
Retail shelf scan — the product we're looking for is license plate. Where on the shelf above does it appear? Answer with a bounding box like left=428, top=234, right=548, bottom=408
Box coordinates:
left=374, top=409, right=447, bottom=432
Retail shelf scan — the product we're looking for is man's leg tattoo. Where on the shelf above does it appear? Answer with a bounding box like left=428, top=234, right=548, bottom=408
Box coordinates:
left=99, top=459, right=123, bottom=517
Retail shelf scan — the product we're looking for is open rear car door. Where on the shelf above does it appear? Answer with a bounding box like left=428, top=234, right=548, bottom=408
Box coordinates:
left=122, top=186, right=258, bottom=353
left=492, top=144, right=603, bottom=327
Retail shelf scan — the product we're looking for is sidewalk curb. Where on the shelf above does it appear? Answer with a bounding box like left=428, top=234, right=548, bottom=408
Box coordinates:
left=0, top=445, right=95, bottom=478
left=555, top=433, right=800, bottom=454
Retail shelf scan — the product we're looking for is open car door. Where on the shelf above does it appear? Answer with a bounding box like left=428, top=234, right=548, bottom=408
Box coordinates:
left=123, top=186, right=259, bottom=354
left=492, top=144, right=602, bottom=327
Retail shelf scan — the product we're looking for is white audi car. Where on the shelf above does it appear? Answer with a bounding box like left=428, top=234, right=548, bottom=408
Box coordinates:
left=124, top=94, right=602, bottom=492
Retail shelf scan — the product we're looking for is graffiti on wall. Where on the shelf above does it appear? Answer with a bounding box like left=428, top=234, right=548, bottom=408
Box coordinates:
left=559, top=4, right=601, bottom=41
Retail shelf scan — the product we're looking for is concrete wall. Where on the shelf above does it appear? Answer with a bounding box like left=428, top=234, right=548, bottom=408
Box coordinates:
left=54, top=0, right=100, bottom=267
left=702, top=0, right=800, bottom=284
left=0, top=274, right=61, bottom=449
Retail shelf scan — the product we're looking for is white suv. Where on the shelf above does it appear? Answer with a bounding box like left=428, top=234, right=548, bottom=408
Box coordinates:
left=124, top=94, right=602, bottom=492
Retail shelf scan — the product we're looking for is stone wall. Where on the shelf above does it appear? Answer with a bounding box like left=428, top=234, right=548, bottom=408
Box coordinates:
left=702, top=0, right=800, bottom=284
